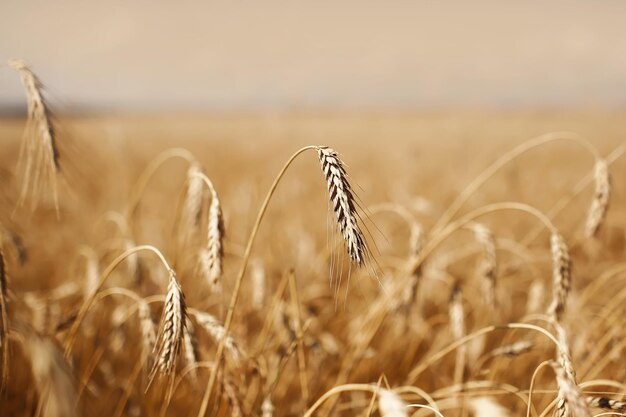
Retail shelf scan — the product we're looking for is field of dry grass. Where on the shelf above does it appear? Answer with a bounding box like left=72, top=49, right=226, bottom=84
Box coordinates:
left=0, top=107, right=625, bottom=417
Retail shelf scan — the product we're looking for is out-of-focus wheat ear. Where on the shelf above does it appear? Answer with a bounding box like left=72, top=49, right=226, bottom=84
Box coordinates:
left=489, top=340, right=534, bottom=358
left=378, top=389, right=408, bottom=417
left=223, top=378, right=243, bottom=417
left=449, top=283, right=466, bottom=386
left=182, top=162, right=204, bottom=242
left=26, top=333, right=78, bottom=417
left=261, top=395, right=274, bottom=417
left=471, top=223, right=497, bottom=309
left=316, top=147, right=370, bottom=266
left=586, top=396, right=626, bottom=413
left=549, top=360, right=591, bottom=417
left=137, top=300, right=157, bottom=369
left=584, top=158, right=611, bottom=238
left=0, top=246, right=9, bottom=388
left=469, top=397, right=510, bottom=417
left=182, top=317, right=199, bottom=383
left=8, top=59, right=60, bottom=212
left=548, top=232, right=571, bottom=322
left=526, top=281, right=544, bottom=314
left=190, top=309, right=242, bottom=365
left=148, top=270, right=187, bottom=386
left=250, top=257, right=266, bottom=310
left=197, top=175, right=224, bottom=294
left=78, top=247, right=99, bottom=298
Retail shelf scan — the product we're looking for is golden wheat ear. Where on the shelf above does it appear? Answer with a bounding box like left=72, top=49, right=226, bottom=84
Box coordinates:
left=148, top=269, right=187, bottom=387
left=8, top=59, right=60, bottom=213
left=316, top=146, right=370, bottom=266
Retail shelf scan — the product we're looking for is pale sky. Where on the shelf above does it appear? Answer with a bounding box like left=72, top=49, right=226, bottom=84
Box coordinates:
left=1, top=1, right=626, bottom=111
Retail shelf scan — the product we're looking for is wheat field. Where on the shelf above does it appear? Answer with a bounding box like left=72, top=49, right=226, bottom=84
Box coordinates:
left=0, top=72, right=625, bottom=417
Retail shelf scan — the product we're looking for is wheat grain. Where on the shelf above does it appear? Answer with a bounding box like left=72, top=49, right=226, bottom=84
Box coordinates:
left=316, top=147, right=369, bottom=266
left=585, top=159, right=610, bottom=238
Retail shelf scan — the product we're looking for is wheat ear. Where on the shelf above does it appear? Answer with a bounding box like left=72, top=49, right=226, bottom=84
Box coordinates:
left=190, top=309, right=242, bottom=365
left=192, top=172, right=225, bottom=293
left=182, top=317, right=199, bottom=382
left=316, top=147, right=369, bottom=266
left=182, top=162, right=204, bottom=241
left=584, top=158, right=610, bottom=238
left=137, top=300, right=157, bottom=368
left=27, top=333, right=78, bottom=417
left=549, top=359, right=590, bottom=417
left=548, top=233, right=571, bottom=322
left=471, top=223, right=497, bottom=308
left=149, top=270, right=187, bottom=384
left=8, top=58, right=60, bottom=211
left=586, top=396, right=626, bottom=413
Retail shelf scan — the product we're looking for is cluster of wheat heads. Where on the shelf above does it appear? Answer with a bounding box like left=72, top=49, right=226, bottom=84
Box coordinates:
left=0, top=61, right=626, bottom=417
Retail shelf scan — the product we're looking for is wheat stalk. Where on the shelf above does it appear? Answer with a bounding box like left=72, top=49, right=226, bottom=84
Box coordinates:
left=149, top=270, right=187, bottom=383
left=548, top=233, right=572, bottom=322
left=584, top=158, right=610, bottom=238
left=316, top=147, right=369, bottom=266
left=8, top=58, right=60, bottom=212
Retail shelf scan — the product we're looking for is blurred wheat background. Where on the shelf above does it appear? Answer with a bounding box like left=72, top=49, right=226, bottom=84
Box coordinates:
left=1, top=2, right=626, bottom=417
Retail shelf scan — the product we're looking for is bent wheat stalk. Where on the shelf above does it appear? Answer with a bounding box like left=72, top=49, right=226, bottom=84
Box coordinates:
left=432, top=132, right=600, bottom=234
left=197, top=145, right=369, bottom=417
